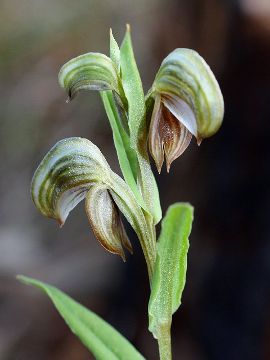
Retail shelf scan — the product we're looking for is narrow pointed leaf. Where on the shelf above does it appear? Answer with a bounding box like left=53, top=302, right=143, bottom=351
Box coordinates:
left=101, top=91, right=147, bottom=210
left=120, top=26, right=162, bottom=224
left=96, top=33, right=139, bottom=192
left=85, top=184, right=132, bottom=260
left=148, top=203, right=193, bottom=339
left=18, top=276, right=145, bottom=360
left=58, top=52, right=122, bottom=101
left=110, top=29, right=120, bottom=71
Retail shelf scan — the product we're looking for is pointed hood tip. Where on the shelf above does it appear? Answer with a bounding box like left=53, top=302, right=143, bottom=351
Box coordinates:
left=197, top=137, right=202, bottom=146
left=123, top=244, right=133, bottom=256
left=123, top=238, right=133, bottom=255
left=57, top=218, right=65, bottom=228
left=66, top=89, right=73, bottom=103
left=165, top=155, right=172, bottom=173
left=120, top=252, right=126, bottom=262
left=155, top=158, right=164, bottom=174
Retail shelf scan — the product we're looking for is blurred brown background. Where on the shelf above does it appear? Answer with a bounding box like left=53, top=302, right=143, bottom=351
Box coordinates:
left=1, top=0, right=270, bottom=359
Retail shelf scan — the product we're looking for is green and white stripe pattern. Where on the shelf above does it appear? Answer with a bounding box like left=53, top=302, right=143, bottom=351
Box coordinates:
left=150, top=48, right=224, bottom=139
left=31, top=137, right=110, bottom=224
left=58, top=52, right=122, bottom=101
left=31, top=137, right=156, bottom=273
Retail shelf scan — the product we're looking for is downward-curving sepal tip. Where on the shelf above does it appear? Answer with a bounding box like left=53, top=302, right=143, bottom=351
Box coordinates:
left=147, top=48, right=224, bottom=172
left=58, top=52, right=121, bottom=101
left=31, top=137, right=152, bottom=263
left=31, top=137, right=111, bottom=226
left=85, top=185, right=133, bottom=261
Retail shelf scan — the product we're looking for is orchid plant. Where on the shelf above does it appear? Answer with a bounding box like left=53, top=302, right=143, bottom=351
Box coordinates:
left=18, top=26, right=224, bottom=360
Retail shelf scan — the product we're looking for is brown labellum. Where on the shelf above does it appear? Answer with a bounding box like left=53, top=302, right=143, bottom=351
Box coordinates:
left=148, top=95, right=192, bottom=173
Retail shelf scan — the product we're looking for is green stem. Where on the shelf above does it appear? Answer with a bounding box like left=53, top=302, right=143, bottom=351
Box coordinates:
left=144, top=246, right=155, bottom=281
left=102, top=91, right=157, bottom=280
left=144, top=215, right=157, bottom=281
left=139, top=225, right=156, bottom=281
left=157, top=323, right=172, bottom=360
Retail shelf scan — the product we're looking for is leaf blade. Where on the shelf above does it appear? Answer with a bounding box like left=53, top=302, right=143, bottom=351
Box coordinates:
left=110, top=29, right=120, bottom=70
left=120, top=26, right=162, bottom=225
left=100, top=91, right=143, bottom=205
left=148, top=203, right=193, bottom=339
left=18, top=276, right=145, bottom=360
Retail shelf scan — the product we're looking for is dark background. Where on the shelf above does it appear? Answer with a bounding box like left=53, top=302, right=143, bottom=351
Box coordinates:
left=1, top=0, right=270, bottom=359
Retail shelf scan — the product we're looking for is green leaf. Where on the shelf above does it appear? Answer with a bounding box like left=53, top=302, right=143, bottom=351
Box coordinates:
left=120, top=26, right=162, bottom=225
left=18, top=276, right=145, bottom=360
left=148, top=203, right=194, bottom=340
left=101, top=91, right=147, bottom=210
left=58, top=52, right=123, bottom=102
left=104, top=29, right=149, bottom=216
left=110, top=29, right=120, bottom=71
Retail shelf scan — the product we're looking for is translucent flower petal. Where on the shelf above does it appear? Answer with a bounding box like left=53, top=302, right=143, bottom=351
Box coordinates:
left=161, top=107, right=192, bottom=172
left=162, top=94, right=197, bottom=138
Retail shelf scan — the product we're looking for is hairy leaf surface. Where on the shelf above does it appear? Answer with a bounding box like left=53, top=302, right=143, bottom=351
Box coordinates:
left=120, top=26, right=162, bottom=225
left=148, top=203, right=193, bottom=339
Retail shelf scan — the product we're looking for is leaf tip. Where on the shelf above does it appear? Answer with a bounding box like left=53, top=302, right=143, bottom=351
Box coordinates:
left=16, top=274, right=32, bottom=286
left=16, top=274, right=25, bottom=282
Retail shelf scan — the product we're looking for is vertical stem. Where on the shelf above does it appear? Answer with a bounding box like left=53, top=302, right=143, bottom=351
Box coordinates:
left=145, top=216, right=157, bottom=281
left=157, top=323, right=172, bottom=360
left=141, top=223, right=156, bottom=281
left=144, top=248, right=155, bottom=281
